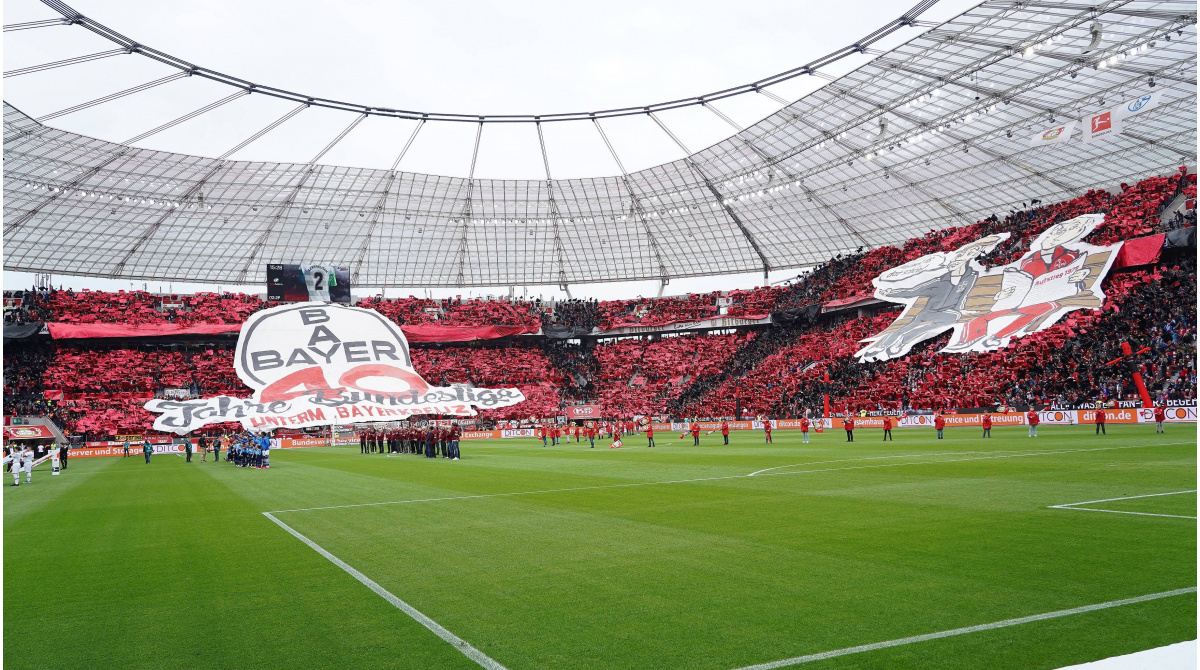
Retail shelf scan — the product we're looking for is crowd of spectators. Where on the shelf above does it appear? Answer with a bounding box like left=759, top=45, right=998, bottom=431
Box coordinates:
left=592, top=332, right=752, bottom=416
left=598, top=292, right=723, bottom=329
left=410, top=345, right=566, bottom=419
left=3, top=340, right=50, bottom=416
left=542, top=298, right=602, bottom=332
left=542, top=340, right=600, bottom=405
left=410, top=346, right=562, bottom=387
left=356, top=295, right=542, bottom=328
left=4, top=171, right=1194, bottom=436
left=38, top=290, right=278, bottom=325
left=3, top=288, right=53, bottom=324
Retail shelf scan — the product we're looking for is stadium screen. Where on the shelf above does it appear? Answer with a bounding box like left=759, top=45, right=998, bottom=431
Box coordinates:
left=266, top=264, right=351, bottom=303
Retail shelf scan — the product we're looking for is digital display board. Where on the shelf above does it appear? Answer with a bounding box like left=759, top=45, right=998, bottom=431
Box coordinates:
left=266, top=264, right=351, bottom=303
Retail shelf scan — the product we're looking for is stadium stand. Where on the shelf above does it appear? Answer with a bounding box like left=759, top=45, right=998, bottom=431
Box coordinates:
left=4, top=171, right=1194, bottom=439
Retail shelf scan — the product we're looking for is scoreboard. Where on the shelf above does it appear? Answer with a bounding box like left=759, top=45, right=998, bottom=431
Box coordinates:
left=266, top=264, right=351, bottom=303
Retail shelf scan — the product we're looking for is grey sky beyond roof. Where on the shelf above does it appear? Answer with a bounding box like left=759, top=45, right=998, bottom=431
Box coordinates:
left=4, top=0, right=1197, bottom=288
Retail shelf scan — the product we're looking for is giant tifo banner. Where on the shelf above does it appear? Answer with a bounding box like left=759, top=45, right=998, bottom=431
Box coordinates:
left=856, top=214, right=1121, bottom=362
left=143, top=303, right=525, bottom=434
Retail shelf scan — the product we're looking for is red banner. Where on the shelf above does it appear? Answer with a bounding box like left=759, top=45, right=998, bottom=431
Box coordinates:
left=398, top=323, right=539, bottom=342
left=1113, top=233, right=1164, bottom=268
left=48, top=323, right=240, bottom=338
left=48, top=321, right=538, bottom=343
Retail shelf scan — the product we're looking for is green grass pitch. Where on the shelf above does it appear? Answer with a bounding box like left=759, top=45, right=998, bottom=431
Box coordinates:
left=5, top=425, right=1195, bottom=670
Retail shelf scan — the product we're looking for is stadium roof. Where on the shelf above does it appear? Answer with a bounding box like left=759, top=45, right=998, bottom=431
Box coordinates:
left=4, top=0, right=1196, bottom=288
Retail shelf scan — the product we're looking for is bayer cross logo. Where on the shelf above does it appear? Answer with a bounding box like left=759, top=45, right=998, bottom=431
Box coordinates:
left=1042, top=126, right=1064, bottom=140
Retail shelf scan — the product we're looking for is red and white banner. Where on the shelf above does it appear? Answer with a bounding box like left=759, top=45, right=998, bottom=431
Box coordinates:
left=1029, top=121, right=1075, bottom=147
left=1082, top=109, right=1122, bottom=144
left=3, top=425, right=54, bottom=440
left=1136, top=405, right=1197, bottom=423
left=565, top=405, right=602, bottom=420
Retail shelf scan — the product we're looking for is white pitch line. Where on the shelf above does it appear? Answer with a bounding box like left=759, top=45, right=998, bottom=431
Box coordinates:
left=1049, top=489, right=1197, bottom=520
left=262, top=511, right=509, bottom=670
left=746, top=448, right=1037, bottom=476
left=1052, top=489, right=1197, bottom=507
left=730, top=587, right=1198, bottom=670
left=267, top=442, right=1191, bottom=515
left=748, top=441, right=1195, bottom=477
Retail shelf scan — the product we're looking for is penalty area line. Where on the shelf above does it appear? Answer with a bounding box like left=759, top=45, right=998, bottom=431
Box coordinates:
left=1049, top=489, right=1197, bottom=519
left=262, top=511, right=509, bottom=670
left=730, top=587, right=1198, bottom=670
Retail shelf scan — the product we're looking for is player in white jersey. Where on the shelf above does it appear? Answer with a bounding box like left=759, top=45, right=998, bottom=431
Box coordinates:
left=14, top=446, right=33, bottom=485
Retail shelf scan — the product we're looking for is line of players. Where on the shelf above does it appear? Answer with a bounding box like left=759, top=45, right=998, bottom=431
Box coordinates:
left=535, top=419, right=650, bottom=448
left=225, top=432, right=271, bottom=468
left=358, top=425, right=462, bottom=459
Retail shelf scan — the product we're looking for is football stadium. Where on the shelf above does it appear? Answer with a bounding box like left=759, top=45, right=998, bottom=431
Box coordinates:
left=3, top=0, right=1197, bottom=668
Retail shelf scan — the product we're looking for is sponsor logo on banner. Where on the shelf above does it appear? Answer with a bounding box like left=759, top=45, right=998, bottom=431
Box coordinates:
left=1115, top=92, right=1162, bottom=119
left=566, top=405, right=601, bottom=419
left=1038, top=410, right=1077, bottom=425
left=1079, top=409, right=1137, bottom=424
left=857, top=215, right=1121, bottom=361
left=3, top=425, right=53, bottom=439
left=144, top=303, right=525, bottom=434
left=1137, top=405, right=1198, bottom=423
left=500, top=429, right=536, bottom=439
left=1029, top=121, right=1076, bottom=147
left=1082, top=110, right=1122, bottom=144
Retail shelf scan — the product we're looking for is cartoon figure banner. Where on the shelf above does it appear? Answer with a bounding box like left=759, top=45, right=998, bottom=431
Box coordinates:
left=856, top=214, right=1121, bottom=362
left=145, top=303, right=525, bottom=434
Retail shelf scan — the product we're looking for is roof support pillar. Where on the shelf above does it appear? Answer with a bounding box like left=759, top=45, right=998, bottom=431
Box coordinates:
left=537, top=120, right=568, bottom=287
left=455, top=120, right=483, bottom=287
